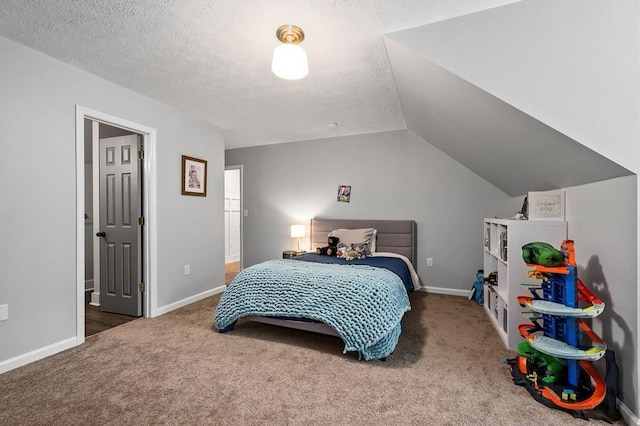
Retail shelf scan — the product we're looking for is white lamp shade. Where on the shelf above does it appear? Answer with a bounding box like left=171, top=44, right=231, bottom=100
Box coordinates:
left=272, top=43, right=309, bottom=80
left=290, top=224, right=305, bottom=238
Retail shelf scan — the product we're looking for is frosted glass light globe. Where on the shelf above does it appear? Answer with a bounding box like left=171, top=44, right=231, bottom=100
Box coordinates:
left=272, top=43, right=309, bottom=80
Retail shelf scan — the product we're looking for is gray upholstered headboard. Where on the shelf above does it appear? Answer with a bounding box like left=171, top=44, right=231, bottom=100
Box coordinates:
left=310, top=218, right=417, bottom=266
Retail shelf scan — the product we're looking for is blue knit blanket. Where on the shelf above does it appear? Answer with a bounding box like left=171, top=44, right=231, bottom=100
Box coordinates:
left=214, top=259, right=410, bottom=360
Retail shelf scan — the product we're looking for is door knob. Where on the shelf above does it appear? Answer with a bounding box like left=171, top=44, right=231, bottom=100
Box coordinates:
left=96, top=231, right=106, bottom=237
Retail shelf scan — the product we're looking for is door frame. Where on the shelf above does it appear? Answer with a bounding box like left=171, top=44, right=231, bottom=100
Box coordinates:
left=75, top=106, right=158, bottom=344
left=225, top=165, right=243, bottom=271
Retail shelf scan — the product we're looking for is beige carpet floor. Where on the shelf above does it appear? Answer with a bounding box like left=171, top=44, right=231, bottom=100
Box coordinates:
left=0, top=292, right=623, bottom=425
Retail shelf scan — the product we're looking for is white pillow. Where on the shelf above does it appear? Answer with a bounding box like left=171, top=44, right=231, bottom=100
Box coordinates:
left=370, top=229, right=377, bottom=252
left=329, top=228, right=376, bottom=253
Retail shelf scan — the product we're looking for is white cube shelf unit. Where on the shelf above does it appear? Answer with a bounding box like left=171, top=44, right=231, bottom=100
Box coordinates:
left=483, top=218, right=567, bottom=350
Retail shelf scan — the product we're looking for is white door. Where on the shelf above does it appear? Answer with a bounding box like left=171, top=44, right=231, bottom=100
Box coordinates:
left=224, top=168, right=242, bottom=265
left=225, top=196, right=240, bottom=262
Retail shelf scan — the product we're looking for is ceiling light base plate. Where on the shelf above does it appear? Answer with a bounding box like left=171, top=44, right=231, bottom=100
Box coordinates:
left=276, top=25, right=305, bottom=44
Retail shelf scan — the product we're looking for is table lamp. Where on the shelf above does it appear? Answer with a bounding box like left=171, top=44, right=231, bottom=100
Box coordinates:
left=290, top=225, right=305, bottom=253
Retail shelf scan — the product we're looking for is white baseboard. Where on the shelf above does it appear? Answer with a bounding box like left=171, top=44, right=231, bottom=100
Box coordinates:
left=0, top=337, right=77, bottom=375
left=90, top=291, right=100, bottom=306
left=418, top=285, right=469, bottom=298
left=84, top=279, right=94, bottom=291
left=154, top=285, right=226, bottom=317
left=225, top=256, right=239, bottom=263
left=619, top=399, right=639, bottom=425
left=0, top=286, right=226, bottom=375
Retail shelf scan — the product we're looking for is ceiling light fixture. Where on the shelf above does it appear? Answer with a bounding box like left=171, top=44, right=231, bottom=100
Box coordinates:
left=272, top=24, right=309, bottom=80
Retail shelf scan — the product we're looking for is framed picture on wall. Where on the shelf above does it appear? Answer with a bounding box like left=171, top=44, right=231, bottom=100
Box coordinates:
left=181, top=155, right=207, bottom=196
left=337, top=185, right=351, bottom=202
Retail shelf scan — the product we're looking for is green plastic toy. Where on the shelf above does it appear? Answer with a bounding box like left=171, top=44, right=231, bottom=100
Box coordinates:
left=521, top=242, right=564, bottom=266
left=517, top=341, right=567, bottom=384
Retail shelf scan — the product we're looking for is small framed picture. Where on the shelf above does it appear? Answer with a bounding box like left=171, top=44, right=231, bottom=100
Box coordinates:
left=181, top=155, right=207, bottom=196
left=528, top=190, right=565, bottom=221
left=337, top=185, right=351, bottom=203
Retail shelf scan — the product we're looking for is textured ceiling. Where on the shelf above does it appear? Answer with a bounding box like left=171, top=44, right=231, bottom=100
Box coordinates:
left=0, top=0, right=520, bottom=148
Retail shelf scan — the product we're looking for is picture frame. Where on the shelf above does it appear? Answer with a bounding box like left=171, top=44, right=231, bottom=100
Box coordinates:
left=181, top=155, right=207, bottom=196
left=337, top=185, right=351, bottom=203
left=528, top=190, right=565, bottom=221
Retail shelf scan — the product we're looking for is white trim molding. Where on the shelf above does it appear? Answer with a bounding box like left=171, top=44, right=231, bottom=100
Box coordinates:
left=90, top=291, right=100, bottom=307
left=418, top=286, right=469, bottom=298
left=75, top=106, right=159, bottom=346
left=155, top=286, right=226, bottom=317
left=0, top=338, right=77, bottom=375
left=620, top=399, right=639, bottom=425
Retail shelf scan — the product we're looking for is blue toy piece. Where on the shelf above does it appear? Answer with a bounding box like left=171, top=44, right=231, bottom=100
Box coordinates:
left=469, top=269, right=484, bottom=304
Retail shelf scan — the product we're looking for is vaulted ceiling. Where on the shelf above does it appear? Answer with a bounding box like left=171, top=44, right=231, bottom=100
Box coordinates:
left=0, top=0, right=633, bottom=196
left=383, top=1, right=634, bottom=195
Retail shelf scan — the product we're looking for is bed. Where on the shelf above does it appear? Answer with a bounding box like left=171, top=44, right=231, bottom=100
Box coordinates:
left=213, top=218, right=419, bottom=360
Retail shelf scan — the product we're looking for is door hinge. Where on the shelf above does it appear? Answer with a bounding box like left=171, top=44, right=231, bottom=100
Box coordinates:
left=138, top=282, right=145, bottom=292
left=138, top=216, right=145, bottom=226
left=138, top=149, right=144, bottom=160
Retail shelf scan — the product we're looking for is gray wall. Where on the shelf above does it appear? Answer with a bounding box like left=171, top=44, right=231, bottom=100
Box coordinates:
left=565, top=176, right=637, bottom=415
left=509, top=176, right=638, bottom=415
left=0, top=35, right=225, bottom=364
left=226, top=129, right=512, bottom=294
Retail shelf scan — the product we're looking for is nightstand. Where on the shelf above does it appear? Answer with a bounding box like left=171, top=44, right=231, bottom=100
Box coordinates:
left=282, top=250, right=305, bottom=259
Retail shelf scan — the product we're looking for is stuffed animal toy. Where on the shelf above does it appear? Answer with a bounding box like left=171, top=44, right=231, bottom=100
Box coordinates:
left=316, top=236, right=339, bottom=256
left=343, top=243, right=368, bottom=261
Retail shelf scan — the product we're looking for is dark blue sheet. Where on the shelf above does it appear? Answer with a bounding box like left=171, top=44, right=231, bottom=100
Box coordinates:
left=291, top=253, right=414, bottom=292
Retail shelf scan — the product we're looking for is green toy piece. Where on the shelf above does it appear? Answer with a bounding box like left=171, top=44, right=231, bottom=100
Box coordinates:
left=517, top=341, right=567, bottom=384
left=521, top=241, right=564, bottom=266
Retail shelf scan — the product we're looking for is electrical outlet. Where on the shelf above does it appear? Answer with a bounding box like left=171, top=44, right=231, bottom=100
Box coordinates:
left=0, top=304, right=8, bottom=321
left=426, top=258, right=433, bottom=267
left=184, top=265, right=191, bottom=275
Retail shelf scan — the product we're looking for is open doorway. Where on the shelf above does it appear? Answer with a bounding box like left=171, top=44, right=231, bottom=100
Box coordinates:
left=224, top=166, right=242, bottom=285
left=76, top=106, right=158, bottom=344
left=83, top=120, right=142, bottom=336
